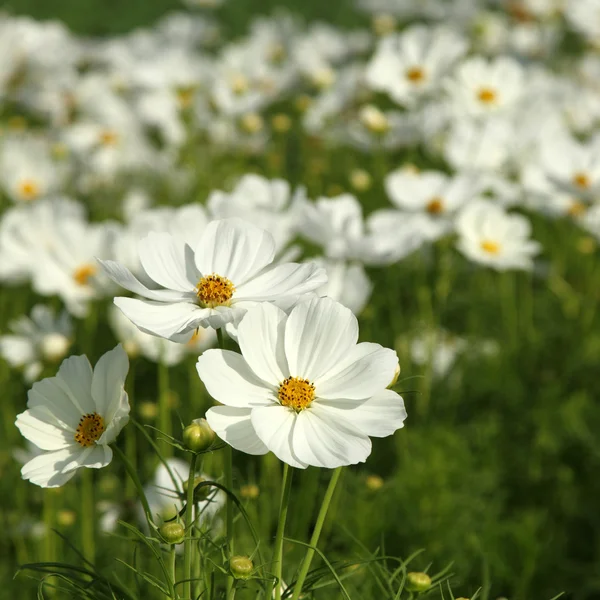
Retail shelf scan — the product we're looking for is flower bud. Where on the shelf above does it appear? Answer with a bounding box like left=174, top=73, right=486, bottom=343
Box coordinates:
left=229, top=555, right=253, bottom=579
left=349, top=169, right=372, bottom=192
left=359, top=105, right=389, bottom=134
left=365, top=474, right=384, bottom=491
left=138, top=401, right=158, bottom=420
left=183, top=418, right=216, bottom=452
left=183, top=475, right=211, bottom=500
left=159, top=521, right=185, bottom=545
left=272, top=114, right=292, bottom=133
left=40, top=333, right=71, bottom=362
left=406, top=572, right=432, bottom=593
left=240, top=483, right=260, bottom=499
left=57, top=509, right=76, bottom=527
left=240, top=113, right=264, bottom=134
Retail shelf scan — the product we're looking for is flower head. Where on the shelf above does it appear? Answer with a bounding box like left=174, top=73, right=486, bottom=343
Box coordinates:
left=199, top=297, right=407, bottom=469
left=15, top=345, right=130, bottom=488
left=99, top=218, right=327, bottom=339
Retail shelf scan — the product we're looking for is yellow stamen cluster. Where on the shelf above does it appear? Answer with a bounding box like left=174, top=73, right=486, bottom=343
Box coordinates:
left=18, top=179, right=40, bottom=201
left=278, top=377, right=316, bottom=412
left=196, top=274, right=236, bottom=307
left=74, top=412, right=105, bottom=447
left=426, top=196, right=444, bottom=215
left=481, top=240, right=501, bottom=255
left=406, top=66, right=425, bottom=83
left=98, top=129, right=119, bottom=146
left=572, top=171, right=591, bottom=190
left=73, top=263, right=98, bottom=286
left=568, top=201, right=587, bottom=217
left=477, top=87, right=498, bottom=104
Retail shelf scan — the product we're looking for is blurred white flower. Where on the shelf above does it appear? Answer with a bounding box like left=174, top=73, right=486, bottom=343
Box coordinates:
left=15, top=345, right=130, bottom=488
left=100, top=218, right=326, bottom=338
left=455, top=199, right=541, bottom=271
left=0, top=304, right=73, bottom=382
left=200, top=297, right=406, bottom=469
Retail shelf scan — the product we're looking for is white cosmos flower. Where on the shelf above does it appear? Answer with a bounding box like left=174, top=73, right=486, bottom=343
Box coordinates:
left=455, top=199, right=541, bottom=271
left=199, top=297, right=407, bottom=469
left=99, top=218, right=327, bottom=339
left=15, top=345, right=130, bottom=488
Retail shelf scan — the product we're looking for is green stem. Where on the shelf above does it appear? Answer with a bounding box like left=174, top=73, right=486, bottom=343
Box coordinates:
left=184, top=453, right=198, bottom=600
left=169, top=546, right=178, bottom=600
left=290, top=467, right=343, bottom=600
left=224, top=445, right=234, bottom=597
left=268, top=464, right=293, bottom=600
left=125, top=362, right=137, bottom=498
left=81, top=468, right=95, bottom=564
left=158, top=360, right=173, bottom=458
left=113, top=444, right=153, bottom=525
left=227, top=581, right=237, bottom=600
left=43, top=490, right=55, bottom=562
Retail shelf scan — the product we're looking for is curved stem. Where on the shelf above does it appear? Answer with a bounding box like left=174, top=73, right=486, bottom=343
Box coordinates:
left=80, top=468, right=95, bottom=564
left=158, top=359, right=172, bottom=458
left=184, top=453, right=198, bottom=600
left=290, top=467, right=343, bottom=600
left=224, top=445, right=234, bottom=597
left=268, top=463, right=293, bottom=600
left=113, top=444, right=153, bottom=525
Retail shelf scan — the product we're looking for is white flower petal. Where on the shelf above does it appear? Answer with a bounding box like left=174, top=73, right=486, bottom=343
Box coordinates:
left=55, top=355, right=96, bottom=415
left=98, top=259, right=190, bottom=301
left=237, top=303, right=288, bottom=386
left=114, top=297, right=202, bottom=340
left=77, top=444, right=113, bottom=469
left=194, top=219, right=275, bottom=285
left=292, top=405, right=371, bottom=468
left=284, top=297, right=359, bottom=382
left=197, top=350, right=275, bottom=407
left=21, top=448, right=79, bottom=488
left=138, top=232, right=198, bottom=292
left=315, top=343, right=399, bottom=400
left=250, top=405, right=308, bottom=468
left=205, top=406, right=269, bottom=455
left=317, top=390, right=407, bottom=438
left=27, top=379, right=80, bottom=430
left=0, top=336, right=36, bottom=367
left=91, top=345, right=130, bottom=422
left=15, top=411, right=73, bottom=450
left=235, top=262, right=327, bottom=301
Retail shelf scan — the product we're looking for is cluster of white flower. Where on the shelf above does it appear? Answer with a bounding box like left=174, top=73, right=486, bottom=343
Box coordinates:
left=1, top=0, right=599, bottom=489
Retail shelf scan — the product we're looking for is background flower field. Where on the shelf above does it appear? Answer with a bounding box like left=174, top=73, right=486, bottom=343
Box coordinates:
left=1, top=0, right=600, bottom=599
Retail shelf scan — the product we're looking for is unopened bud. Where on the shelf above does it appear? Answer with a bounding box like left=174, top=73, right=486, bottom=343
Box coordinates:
left=311, top=67, right=335, bottom=89
left=183, top=418, right=216, bottom=452
left=230, top=555, right=253, bottom=579
left=365, top=474, right=384, bottom=491
left=406, top=572, right=432, bottom=593
left=359, top=105, right=389, bottom=134
left=138, top=401, right=158, bottom=421
left=272, top=113, right=292, bottom=133
left=240, top=483, right=260, bottom=499
left=183, top=475, right=211, bottom=500
left=159, top=521, right=185, bottom=545
left=40, top=333, right=71, bottom=362
left=294, top=95, right=312, bottom=113
left=57, top=509, right=76, bottom=527
left=349, top=169, right=372, bottom=192
left=240, top=113, right=264, bottom=134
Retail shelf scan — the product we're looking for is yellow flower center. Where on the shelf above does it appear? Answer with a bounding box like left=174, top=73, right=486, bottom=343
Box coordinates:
left=568, top=200, right=587, bottom=216
left=406, top=66, right=425, bottom=83
left=477, top=87, right=498, bottom=104
left=426, top=197, right=444, bottom=215
left=278, top=377, right=316, bottom=412
left=17, top=178, right=40, bottom=201
left=196, top=274, right=236, bottom=307
left=177, top=86, right=196, bottom=109
left=99, top=129, right=119, bottom=146
left=73, top=263, right=98, bottom=286
left=572, top=171, right=591, bottom=189
left=481, top=240, right=501, bottom=255
left=74, top=412, right=105, bottom=447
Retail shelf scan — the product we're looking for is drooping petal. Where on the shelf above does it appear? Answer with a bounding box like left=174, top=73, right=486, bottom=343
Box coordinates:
left=317, top=390, right=407, bottom=438
left=114, top=297, right=202, bottom=340
left=76, top=444, right=113, bottom=469
left=15, top=411, right=73, bottom=450
left=197, top=350, right=275, bottom=407
left=291, top=404, right=371, bottom=468
left=194, top=219, right=275, bottom=285
left=236, top=303, right=288, bottom=386
left=250, top=405, right=308, bottom=468
left=284, top=297, right=359, bottom=382
left=315, top=343, right=399, bottom=400
left=20, top=448, right=79, bottom=488
left=234, top=262, right=327, bottom=302
left=138, top=232, right=198, bottom=292
left=91, top=345, right=130, bottom=422
left=206, top=406, right=269, bottom=455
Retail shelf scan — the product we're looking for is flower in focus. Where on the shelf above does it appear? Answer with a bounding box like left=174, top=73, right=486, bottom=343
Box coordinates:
left=0, top=304, right=73, bottom=382
left=15, top=345, right=130, bottom=488
left=455, top=199, right=541, bottom=270
left=100, top=218, right=327, bottom=339
left=199, top=297, right=407, bottom=469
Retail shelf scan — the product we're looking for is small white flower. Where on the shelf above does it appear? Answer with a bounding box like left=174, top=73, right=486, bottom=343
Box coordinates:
left=199, top=297, right=407, bottom=469
left=15, top=345, right=130, bottom=488
left=100, top=218, right=327, bottom=339
left=455, top=199, right=541, bottom=271
left=0, top=304, right=73, bottom=382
